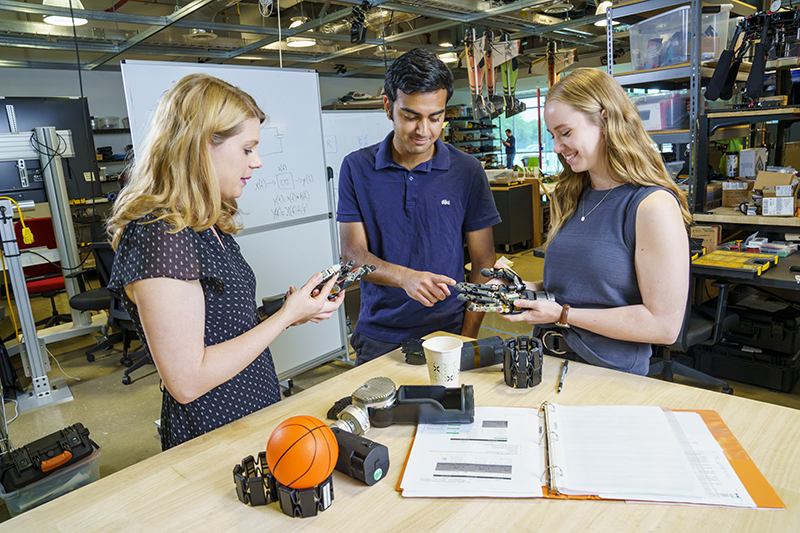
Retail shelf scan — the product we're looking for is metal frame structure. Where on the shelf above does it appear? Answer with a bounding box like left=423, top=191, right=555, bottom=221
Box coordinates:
left=0, top=126, right=105, bottom=413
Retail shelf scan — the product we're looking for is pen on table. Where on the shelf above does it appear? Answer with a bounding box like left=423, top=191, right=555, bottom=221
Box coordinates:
left=557, top=360, right=568, bottom=393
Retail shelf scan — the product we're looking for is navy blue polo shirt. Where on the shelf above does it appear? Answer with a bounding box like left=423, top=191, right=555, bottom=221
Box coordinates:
left=337, top=132, right=501, bottom=343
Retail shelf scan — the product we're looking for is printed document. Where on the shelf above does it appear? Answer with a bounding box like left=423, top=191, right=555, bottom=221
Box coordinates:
left=400, top=406, right=544, bottom=498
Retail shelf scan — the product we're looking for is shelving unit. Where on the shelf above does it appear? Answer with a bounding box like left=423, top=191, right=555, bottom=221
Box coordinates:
left=446, top=108, right=502, bottom=168
left=606, top=0, right=755, bottom=211
left=695, top=106, right=800, bottom=213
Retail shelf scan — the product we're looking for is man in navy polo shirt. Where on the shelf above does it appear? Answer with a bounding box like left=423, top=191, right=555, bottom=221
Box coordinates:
left=337, top=48, right=501, bottom=366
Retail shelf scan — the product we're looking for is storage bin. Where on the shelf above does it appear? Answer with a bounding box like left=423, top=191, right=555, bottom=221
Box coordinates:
left=726, top=298, right=800, bottom=354
left=0, top=448, right=100, bottom=517
left=633, top=91, right=689, bottom=131
left=694, top=344, right=800, bottom=393
left=630, top=5, right=732, bottom=71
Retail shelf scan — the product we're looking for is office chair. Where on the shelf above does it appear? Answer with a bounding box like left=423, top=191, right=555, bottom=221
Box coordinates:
left=15, top=217, right=71, bottom=328
left=69, top=242, right=114, bottom=362
left=72, top=243, right=151, bottom=383
left=648, top=281, right=736, bottom=394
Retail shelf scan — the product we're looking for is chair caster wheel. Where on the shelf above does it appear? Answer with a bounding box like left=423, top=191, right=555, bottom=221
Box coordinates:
left=122, top=375, right=132, bottom=385
left=86, top=354, right=95, bottom=363
left=722, top=387, right=733, bottom=395
left=121, top=357, right=133, bottom=367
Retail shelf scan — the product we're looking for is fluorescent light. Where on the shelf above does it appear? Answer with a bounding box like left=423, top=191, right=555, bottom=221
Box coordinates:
left=43, top=0, right=88, bottom=26
left=287, top=16, right=316, bottom=48
left=438, top=52, right=458, bottom=64
left=594, top=1, right=620, bottom=27
left=287, top=38, right=316, bottom=47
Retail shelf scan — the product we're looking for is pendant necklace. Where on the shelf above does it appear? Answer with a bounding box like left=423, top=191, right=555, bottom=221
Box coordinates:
left=580, top=187, right=615, bottom=222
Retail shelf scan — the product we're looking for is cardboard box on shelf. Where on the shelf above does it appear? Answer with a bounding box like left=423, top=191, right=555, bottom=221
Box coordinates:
left=722, top=180, right=755, bottom=207
left=690, top=225, right=721, bottom=252
left=755, top=170, right=798, bottom=197
left=740, top=148, right=768, bottom=178
left=762, top=196, right=796, bottom=216
left=784, top=142, right=800, bottom=171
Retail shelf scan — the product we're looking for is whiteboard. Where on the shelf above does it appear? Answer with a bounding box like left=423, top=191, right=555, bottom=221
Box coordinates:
left=120, top=60, right=346, bottom=379
left=122, top=61, right=329, bottom=231
left=321, top=110, right=393, bottom=211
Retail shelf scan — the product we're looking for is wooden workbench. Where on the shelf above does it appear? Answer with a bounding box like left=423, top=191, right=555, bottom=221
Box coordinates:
left=4, top=340, right=799, bottom=532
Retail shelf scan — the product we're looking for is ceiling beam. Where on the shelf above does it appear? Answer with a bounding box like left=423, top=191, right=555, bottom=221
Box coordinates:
left=84, top=0, right=218, bottom=69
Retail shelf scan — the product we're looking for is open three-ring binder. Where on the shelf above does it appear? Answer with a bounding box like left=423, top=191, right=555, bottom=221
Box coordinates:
left=399, top=403, right=785, bottom=509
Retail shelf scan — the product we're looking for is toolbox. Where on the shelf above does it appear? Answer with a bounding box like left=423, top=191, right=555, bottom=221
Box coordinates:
left=726, top=297, right=800, bottom=354
left=0, top=423, right=97, bottom=492
left=694, top=344, right=800, bottom=393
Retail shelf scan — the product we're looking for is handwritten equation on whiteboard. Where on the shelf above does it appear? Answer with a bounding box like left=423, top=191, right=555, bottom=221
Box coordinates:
left=252, top=169, right=314, bottom=221
left=237, top=124, right=318, bottom=222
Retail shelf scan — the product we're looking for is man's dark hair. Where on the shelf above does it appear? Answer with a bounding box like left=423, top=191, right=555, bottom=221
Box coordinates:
left=384, top=48, right=454, bottom=117
left=505, top=129, right=512, bottom=134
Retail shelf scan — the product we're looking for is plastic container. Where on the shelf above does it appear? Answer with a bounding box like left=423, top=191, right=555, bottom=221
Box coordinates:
left=665, top=160, right=685, bottom=180
left=97, top=116, right=120, bottom=129
left=630, top=5, right=732, bottom=71
left=633, top=90, right=689, bottom=131
left=0, top=448, right=100, bottom=517
left=694, top=344, right=800, bottom=393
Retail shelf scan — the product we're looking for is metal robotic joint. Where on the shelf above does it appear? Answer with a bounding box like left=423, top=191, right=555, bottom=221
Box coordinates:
left=455, top=267, right=555, bottom=314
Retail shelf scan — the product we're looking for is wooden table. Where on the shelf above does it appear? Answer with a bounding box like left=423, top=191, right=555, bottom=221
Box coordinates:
left=5, top=340, right=799, bottom=532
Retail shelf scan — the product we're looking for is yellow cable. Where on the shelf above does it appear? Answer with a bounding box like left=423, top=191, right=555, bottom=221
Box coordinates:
left=0, top=252, right=20, bottom=347
left=0, top=197, right=33, bottom=244
left=0, top=197, right=32, bottom=346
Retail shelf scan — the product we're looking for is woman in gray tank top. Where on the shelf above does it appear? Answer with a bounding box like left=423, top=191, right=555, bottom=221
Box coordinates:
left=500, top=68, right=692, bottom=375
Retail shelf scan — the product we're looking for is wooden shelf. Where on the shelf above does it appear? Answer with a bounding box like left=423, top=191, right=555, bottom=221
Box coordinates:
left=93, top=128, right=130, bottom=135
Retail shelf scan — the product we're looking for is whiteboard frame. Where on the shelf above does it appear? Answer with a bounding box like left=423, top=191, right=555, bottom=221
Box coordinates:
left=119, top=60, right=349, bottom=380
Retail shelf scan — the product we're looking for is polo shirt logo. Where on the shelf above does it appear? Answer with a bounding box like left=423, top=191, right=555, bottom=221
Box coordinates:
left=441, top=199, right=451, bottom=206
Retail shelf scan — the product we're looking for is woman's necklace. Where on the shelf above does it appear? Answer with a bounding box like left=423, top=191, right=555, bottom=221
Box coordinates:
left=580, top=187, right=615, bottom=222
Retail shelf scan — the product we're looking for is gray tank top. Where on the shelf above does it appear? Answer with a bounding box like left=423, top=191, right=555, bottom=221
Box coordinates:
left=542, top=183, right=675, bottom=375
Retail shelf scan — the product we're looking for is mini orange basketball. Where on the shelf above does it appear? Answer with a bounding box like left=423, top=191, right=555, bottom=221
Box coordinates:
left=266, top=415, right=338, bottom=489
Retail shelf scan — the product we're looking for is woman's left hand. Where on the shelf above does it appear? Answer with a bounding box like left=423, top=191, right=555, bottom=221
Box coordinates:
left=499, top=298, right=563, bottom=325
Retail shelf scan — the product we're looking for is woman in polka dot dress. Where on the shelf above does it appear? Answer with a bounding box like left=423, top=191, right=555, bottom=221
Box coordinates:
left=107, top=74, right=344, bottom=450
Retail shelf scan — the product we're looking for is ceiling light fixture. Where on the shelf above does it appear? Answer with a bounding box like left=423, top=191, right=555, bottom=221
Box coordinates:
left=43, top=0, right=88, bottom=26
left=594, top=1, right=620, bottom=27
left=438, top=52, right=458, bottom=64
left=287, top=16, right=316, bottom=48
left=543, top=2, right=573, bottom=14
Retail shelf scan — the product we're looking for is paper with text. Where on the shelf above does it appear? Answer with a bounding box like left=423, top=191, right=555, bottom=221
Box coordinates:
left=400, top=406, right=544, bottom=498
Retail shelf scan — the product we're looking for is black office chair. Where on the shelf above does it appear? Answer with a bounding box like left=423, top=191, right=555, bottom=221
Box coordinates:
left=70, top=243, right=151, bottom=383
left=648, top=281, right=737, bottom=394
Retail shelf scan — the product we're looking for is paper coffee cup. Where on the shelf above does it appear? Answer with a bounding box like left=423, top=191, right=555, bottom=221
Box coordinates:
left=422, top=336, right=463, bottom=388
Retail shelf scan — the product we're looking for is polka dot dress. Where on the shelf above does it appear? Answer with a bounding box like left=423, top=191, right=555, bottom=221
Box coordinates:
left=108, top=215, right=281, bottom=450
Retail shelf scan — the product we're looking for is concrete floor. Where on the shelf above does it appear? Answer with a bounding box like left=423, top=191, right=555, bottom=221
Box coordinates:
left=1, top=249, right=799, bottom=522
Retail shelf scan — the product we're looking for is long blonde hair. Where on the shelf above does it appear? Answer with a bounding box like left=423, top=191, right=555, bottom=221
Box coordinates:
left=107, top=73, right=266, bottom=249
left=544, top=68, right=691, bottom=245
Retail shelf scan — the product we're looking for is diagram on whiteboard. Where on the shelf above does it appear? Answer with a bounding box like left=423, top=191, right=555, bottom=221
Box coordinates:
left=259, top=126, right=284, bottom=157
left=252, top=164, right=315, bottom=221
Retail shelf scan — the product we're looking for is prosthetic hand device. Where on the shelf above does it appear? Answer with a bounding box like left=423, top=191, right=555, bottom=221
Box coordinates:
left=455, top=267, right=555, bottom=314
left=259, top=261, right=376, bottom=318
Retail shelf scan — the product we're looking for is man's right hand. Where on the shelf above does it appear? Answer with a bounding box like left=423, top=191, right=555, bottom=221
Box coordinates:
left=401, top=270, right=456, bottom=307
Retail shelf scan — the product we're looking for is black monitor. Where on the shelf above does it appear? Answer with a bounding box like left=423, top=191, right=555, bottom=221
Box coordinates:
left=0, top=96, right=100, bottom=204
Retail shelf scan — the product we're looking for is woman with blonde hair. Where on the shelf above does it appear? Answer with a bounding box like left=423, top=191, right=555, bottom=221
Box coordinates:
left=500, top=67, right=690, bottom=375
left=107, top=73, right=343, bottom=450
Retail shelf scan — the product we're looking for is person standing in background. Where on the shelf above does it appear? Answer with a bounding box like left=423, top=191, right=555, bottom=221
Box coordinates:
left=502, top=128, right=516, bottom=169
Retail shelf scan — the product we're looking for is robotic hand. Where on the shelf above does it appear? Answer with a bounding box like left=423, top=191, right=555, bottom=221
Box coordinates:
left=455, top=267, right=555, bottom=314
left=259, top=261, right=376, bottom=318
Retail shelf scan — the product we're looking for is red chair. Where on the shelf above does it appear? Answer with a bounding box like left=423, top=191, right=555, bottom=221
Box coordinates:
left=15, top=217, right=71, bottom=328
